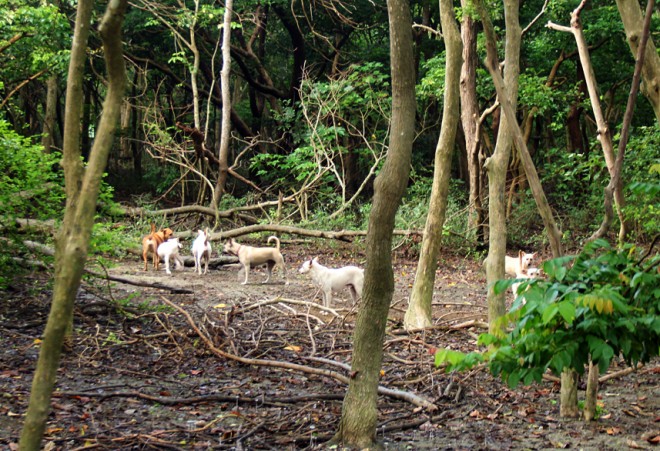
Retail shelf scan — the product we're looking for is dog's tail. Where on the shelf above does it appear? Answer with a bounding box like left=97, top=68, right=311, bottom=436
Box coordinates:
left=267, top=235, right=280, bottom=250
left=150, top=223, right=156, bottom=234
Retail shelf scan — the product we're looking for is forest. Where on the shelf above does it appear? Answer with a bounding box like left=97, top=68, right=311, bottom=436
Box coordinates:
left=1, top=0, right=659, bottom=449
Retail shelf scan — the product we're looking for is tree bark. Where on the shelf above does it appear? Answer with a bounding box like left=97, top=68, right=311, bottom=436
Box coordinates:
left=560, top=369, right=579, bottom=418
left=41, top=74, right=59, bottom=154
left=404, top=0, right=462, bottom=330
left=332, top=0, right=416, bottom=446
left=584, top=361, right=600, bottom=421
left=615, top=0, right=660, bottom=124
left=19, top=0, right=128, bottom=448
left=547, top=3, right=628, bottom=242
left=460, top=2, right=483, bottom=243
left=212, top=0, right=233, bottom=210
left=476, top=0, right=521, bottom=337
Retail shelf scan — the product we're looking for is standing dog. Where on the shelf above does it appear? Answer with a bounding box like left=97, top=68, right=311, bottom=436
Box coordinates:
left=192, top=229, right=212, bottom=275
left=505, top=251, right=537, bottom=277
left=142, top=223, right=174, bottom=271
left=299, top=257, right=364, bottom=308
left=223, top=236, right=288, bottom=285
left=157, top=237, right=183, bottom=275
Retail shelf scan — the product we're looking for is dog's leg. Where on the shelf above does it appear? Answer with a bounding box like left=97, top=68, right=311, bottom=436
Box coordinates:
left=152, top=244, right=159, bottom=270
left=143, top=249, right=148, bottom=271
left=241, top=263, right=249, bottom=284
left=263, top=262, right=274, bottom=284
left=280, top=259, right=289, bottom=285
left=164, top=254, right=171, bottom=275
left=203, top=253, right=209, bottom=274
left=323, top=288, right=333, bottom=308
left=348, top=285, right=358, bottom=303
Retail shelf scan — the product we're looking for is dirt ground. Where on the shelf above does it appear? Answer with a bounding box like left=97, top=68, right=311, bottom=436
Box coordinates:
left=1, top=238, right=658, bottom=450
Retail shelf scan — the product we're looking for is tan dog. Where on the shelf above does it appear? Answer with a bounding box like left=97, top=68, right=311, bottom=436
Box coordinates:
left=142, top=223, right=173, bottom=271
left=223, top=235, right=288, bottom=285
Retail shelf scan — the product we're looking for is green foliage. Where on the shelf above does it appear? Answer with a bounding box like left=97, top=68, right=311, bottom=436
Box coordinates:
left=622, top=126, right=660, bottom=240
left=0, top=119, right=64, bottom=220
left=250, top=62, right=391, bottom=210
left=435, top=239, right=660, bottom=388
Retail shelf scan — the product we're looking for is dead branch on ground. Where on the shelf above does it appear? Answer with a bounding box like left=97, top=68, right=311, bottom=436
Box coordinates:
left=162, top=297, right=438, bottom=411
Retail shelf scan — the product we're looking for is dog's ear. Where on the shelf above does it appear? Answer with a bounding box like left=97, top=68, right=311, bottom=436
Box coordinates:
left=312, top=257, right=318, bottom=263
left=518, top=250, right=524, bottom=258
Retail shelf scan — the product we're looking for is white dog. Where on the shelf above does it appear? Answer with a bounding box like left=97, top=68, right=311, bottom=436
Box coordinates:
left=299, top=257, right=364, bottom=308
left=223, top=236, right=288, bottom=285
left=191, top=229, right=212, bottom=275
left=157, top=237, right=183, bottom=275
left=511, top=267, right=542, bottom=300
left=505, top=251, right=537, bottom=277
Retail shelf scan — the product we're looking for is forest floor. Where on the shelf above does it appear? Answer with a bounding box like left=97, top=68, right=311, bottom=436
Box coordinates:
left=1, top=238, right=658, bottom=450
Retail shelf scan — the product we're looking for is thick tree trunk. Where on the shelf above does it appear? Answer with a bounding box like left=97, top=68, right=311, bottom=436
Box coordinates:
left=332, top=0, right=415, bottom=446
left=404, top=0, right=462, bottom=331
left=460, top=4, right=483, bottom=242
left=615, top=0, right=660, bottom=124
left=560, top=369, right=579, bottom=418
left=19, top=0, right=128, bottom=448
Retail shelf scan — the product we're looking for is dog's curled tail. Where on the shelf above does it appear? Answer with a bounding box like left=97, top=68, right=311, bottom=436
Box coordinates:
left=267, top=235, right=280, bottom=250
left=150, top=223, right=156, bottom=234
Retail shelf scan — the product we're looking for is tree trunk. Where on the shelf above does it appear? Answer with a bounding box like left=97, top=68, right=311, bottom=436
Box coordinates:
left=212, top=0, right=233, bottom=211
left=332, top=0, right=415, bottom=446
left=475, top=0, right=521, bottom=337
left=41, top=74, right=59, bottom=154
left=547, top=6, right=628, bottom=242
left=404, top=0, right=462, bottom=331
left=560, top=369, right=580, bottom=418
left=19, top=0, right=128, bottom=448
left=460, top=4, right=483, bottom=243
left=615, top=0, right=660, bottom=124
left=584, top=361, right=599, bottom=421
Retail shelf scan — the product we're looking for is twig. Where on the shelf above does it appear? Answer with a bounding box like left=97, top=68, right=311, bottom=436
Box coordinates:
left=162, top=297, right=438, bottom=411
left=236, top=296, right=339, bottom=316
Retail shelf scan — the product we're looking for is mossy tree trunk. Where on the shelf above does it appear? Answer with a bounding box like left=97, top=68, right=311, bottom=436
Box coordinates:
left=19, top=0, right=128, bottom=448
left=331, top=0, right=415, bottom=446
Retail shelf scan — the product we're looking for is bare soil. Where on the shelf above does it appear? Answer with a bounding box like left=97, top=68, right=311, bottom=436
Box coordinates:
left=1, top=239, right=658, bottom=450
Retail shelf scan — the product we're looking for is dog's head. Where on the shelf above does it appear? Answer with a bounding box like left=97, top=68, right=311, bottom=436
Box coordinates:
left=526, top=267, right=542, bottom=278
left=223, top=238, right=239, bottom=255
left=299, top=259, right=312, bottom=274
left=299, top=257, right=319, bottom=274
left=518, top=251, right=536, bottom=270
left=162, top=228, right=174, bottom=240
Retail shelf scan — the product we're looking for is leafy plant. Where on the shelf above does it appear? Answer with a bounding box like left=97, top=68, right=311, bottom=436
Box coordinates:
left=435, top=239, right=660, bottom=419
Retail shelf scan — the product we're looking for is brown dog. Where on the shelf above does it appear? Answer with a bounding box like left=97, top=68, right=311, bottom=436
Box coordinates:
left=142, top=223, right=174, bottom=271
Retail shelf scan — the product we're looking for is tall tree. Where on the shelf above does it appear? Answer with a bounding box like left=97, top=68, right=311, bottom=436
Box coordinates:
left=331, top=0, right=416, bottom=446
left=460, top=1, right=484, bottom=243
left=404, top=0, right=462, bottom=330
left=212, top=0, right=233, bottom=210
left=478, top=0, right=522, bottom=337
left=19, top=0, right=128, bottom=448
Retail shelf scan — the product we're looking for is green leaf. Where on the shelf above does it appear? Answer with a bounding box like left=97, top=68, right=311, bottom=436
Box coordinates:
left=557, top=301, right=576, bottom=324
